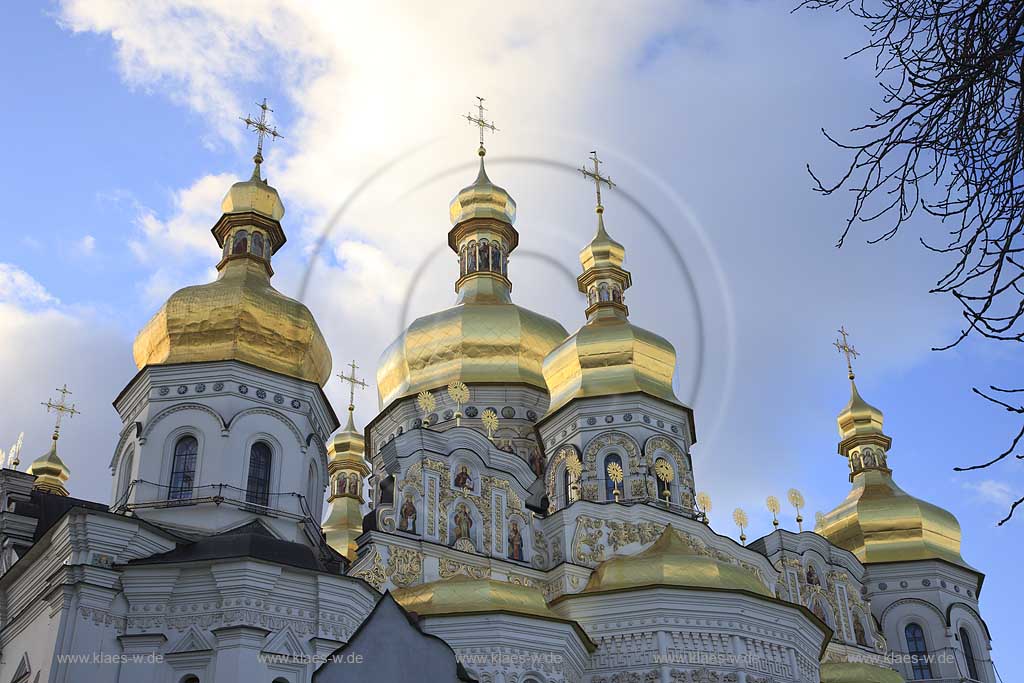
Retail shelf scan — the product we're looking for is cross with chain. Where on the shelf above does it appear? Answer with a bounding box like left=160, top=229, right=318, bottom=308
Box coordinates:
left=240, top=98, right=283, bottom=167
left=833, top=325, right=860, bottom=380
left=338, top=360, right=367, bottom=411
left=579, top=150, right=616, bottom=212
left=464, top=96, right=498, bottom=155
left=41, top=384, right=80, bottom=437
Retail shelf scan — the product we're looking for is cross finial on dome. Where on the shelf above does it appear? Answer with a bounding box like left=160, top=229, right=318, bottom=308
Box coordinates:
left=579, top=150, right=616, bottom=213
left=240, top=98, right=283, bottom=181
left=464, top=96, right=498, bottom=157
left=337, top=360, right=367, bottom=431
left=833, top=325, right=860, bottom=381
left=41, top=384, right=80, bottom=440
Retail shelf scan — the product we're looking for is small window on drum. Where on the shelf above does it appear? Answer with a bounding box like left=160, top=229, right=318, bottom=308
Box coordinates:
left=231, top=230, right=248, bottom=255
left=168, top=436, right=197, bottom=501
left=245, top=442, right=272, bottom=507
left=251, top=231, right=264, bottom=258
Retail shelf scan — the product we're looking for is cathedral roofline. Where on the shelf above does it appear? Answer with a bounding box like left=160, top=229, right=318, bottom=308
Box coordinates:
left=534, top=390, right=696, bottom=444
left=112, top=359, right=342, bottom=434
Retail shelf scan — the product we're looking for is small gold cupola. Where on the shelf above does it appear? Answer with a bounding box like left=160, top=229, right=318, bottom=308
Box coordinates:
left=542, top=152, right=680, bottom=416
left=323, top=362, right=371, bottom=562
left=817, top=329, right=970, bottom=569
left=133, top=100, right=332, bottom=386
left=29, top=385, right=80, bottom=497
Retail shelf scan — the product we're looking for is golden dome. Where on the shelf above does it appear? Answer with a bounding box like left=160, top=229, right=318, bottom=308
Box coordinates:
left=133, top=259, right=331, bottom=387
left=28, top=436, right=70, bottom=496
left=818, top=377, right=970, bottom=569
left=449, top=157, right=516, bottom=227
left=582, top=525, right=770, bottom=597
left=816, top=469, right=968, bottom=568
left=543, top=311, right=680, bottom=415
left=221, top=173, right=285, bottom=221
left=393, top=575, right=561, bottom=620
left=377, top=293, right=568, bottom=409
left=820, top=661, right=903, bottom=683
left=542, top=207, right=679, bottom=415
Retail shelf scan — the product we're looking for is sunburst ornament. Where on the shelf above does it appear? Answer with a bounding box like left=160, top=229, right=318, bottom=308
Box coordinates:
left=788, top=488, right=805, bottom=532
left=733, top=507, right=749, bottom=544
left=654, top=459, right=674, bottom=483
left=416, top=390, right=436, bottom=427
left=766, top=495, right=781, bottom=529
left=566, top=453, right=583, bottom=478
left=480, top=409, right=499, bottom=439
left=696, top=491, right=712, bottom=523
left=447, top=381, right=469, bottom=426
left=606, top=461, right=624, bottom=501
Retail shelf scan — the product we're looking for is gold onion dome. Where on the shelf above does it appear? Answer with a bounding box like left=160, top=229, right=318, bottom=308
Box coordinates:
left=449, top=156, right=516, bottom=227
left=28, top=437, right=70, bottom=496
left=816, top=377, right=969, bottom=569
left=133, top=164, right=332, bottom=386
left=582, top=525, right=770, bottom=597
left=543, top=208, right=680, bottom=416
left=377, top=154, right=567, bottom=409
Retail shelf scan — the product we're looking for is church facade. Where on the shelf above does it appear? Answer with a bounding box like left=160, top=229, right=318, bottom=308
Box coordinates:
left=0, top=107, right=998, bottom=683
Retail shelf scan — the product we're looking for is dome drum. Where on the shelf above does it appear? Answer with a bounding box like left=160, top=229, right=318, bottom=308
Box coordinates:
left=447, top=218, right=518, bottom=254
left=212, top=211, right=286, bottom=257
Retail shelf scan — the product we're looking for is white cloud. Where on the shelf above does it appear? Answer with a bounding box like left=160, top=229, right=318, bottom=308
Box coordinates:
left=78, top=234, right=97, bottom=255
left=0, top=264, right=59, bottom=306
left=963, top=479, right=1019, bottom=507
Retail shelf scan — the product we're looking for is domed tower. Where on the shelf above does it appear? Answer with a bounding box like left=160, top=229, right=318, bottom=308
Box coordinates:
left=817, top=330, right=994, bottom=682
left=323, top=362, right=371, bottom=562
left=371, top=101, right=567, bottom=478
left=538, top=152, right=696, bottom=514
left=112, top=102, right=339, bottom=543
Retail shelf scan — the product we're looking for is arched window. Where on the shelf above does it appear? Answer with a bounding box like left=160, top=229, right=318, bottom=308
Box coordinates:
left=231, top=230, right=248, bottom=255
left=562, top=465, right=580, bottom=506
left=611, top=285, right=622, bottom=303
left=490, top=243, right=500, bottom=272
left=500, top=247, right=508, bottom=276
left=460, top=246, right=467, bottom=276
left=115, top=448, right=134, bottom=505
left=467, top=241, right=477, bottom=271
left=905, top=623, right=934, bottom=680
left=181, top=676, right=200, bottom=683
left=222, top=239, right=230, bottom=258
left=654, top=457, right=672, bottom=501
left=306, top=461, right=321, bottom=520
left=479, top=239, right=490, bottom=270
left=245, top=442, right=272, bottom=507
left=251, top=231, right=264, bottom=258
left=588, top=287, right=597, bottom=305
left=603, top=453, right=623, bottom=501
left=598, top=283, right=610, bottom=301
left=960, top=627, right=980, bottom=680
left=169, top=436, right=197, bottom=500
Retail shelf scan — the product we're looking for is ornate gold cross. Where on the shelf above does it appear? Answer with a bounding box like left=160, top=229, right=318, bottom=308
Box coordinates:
left=464, top=96, right=498, bottom=155
left=579, top=150, right=615, bottom=211
left=338, top=360, right=368, bottom=411
left=41, top=384, right=80, bottom=437
left=240, top=98, right=283, bottom=167
left=833, top=325, right=860, bottom=380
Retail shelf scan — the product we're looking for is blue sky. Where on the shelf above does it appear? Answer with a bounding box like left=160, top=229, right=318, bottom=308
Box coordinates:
left=0, top=2, right=1021, bottom=678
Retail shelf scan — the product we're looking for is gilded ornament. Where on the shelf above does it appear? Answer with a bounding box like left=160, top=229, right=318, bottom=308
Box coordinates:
left=655, top=458, right=674, bottom=483
left=447, top=381, right=469, bottom=426
left=481, top=409, right=499, bottom=439
left=416, top=391, right=436, bottom=427
left=385, top=546, right=423, bottom=588
left=767, top=495, right=781, bottom=529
